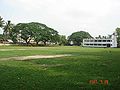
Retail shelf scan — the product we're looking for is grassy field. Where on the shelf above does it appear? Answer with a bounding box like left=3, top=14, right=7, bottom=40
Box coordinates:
left=0, top=46, right=120, bottom=90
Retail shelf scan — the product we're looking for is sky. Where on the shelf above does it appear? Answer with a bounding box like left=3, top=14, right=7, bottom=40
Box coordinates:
left=0, top=0, right=120, bottom=37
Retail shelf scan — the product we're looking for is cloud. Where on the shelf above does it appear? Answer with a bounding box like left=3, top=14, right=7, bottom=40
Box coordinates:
left=1, top=0, right=120, bottom=36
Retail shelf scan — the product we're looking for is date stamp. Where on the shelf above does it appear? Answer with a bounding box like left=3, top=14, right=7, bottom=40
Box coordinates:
left=89, top=80, right=108, bottom=85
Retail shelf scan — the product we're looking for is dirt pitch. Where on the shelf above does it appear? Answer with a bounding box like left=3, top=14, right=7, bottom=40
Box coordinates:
left=0, top=54, right=71, bottom=61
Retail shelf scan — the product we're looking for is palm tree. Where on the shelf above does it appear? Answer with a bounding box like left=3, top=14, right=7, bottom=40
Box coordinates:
left=3, top=20, right=14, bottom=42
left=0, top=16, right=4, bottom=28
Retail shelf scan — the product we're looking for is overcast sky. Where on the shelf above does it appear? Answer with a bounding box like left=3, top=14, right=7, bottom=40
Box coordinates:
left=0, top=0, right=120, bottom=37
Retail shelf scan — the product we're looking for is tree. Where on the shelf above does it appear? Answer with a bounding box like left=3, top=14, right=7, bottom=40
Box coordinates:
left=116, top=28, right=120, bottom=47
left=29, top=22, right=60, bottom=45
left=0, top=16, right=4, bottom=28
left=68, top=31, right=92, bottom=46
left=3, top=21, right=14, bottom=41
left=0, top=16, right=4, bottom=41
left=33, top=30, right=42, bottom=45
left=14, top=23, right=33, bottom=45
left=30, top=22, right=48, bottom=45
left=8, top=24, right=20, bottom=44
left=108, top=34, right=112, bottom=39
left=59, top=35, right=67, bottom=45
left=0, top=34, right=4, bottom=43
left=13, top=22, right=60, bottom=45
left=48, top=27, right=60, bottom=44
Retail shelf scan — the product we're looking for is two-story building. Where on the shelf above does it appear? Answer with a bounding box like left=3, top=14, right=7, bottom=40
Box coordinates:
left=83, top=32, right=117, bottom=48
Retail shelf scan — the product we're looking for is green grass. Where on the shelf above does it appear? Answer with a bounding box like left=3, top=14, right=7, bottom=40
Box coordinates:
left=0, top=46, right=120, bottom=90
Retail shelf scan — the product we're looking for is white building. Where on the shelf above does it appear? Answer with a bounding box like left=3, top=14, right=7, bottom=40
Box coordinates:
left=83, top=32, right=117, bottom=48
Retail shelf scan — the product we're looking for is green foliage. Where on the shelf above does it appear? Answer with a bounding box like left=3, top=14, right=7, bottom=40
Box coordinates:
left=0, top=16, right=4, bottom=28
left=116, top=28, right=120, bottom=47
left=0, top=17, right=15, bottom=43
left=13, top=22, right=60, bottom=45
left=3, top=21, right=14, bottom=41
left=59, top=35, right=67, bottom=45
left=0, top=34, right=4, bottom=41
left=14, top=23, right=33, bottom=44
left=29, top=22, right=46, bottom=45
left=48, top=27, right=59, bottom=44
left=9, top=31, right=18, bottom=44
left=68, top=31, right=92, bottom=46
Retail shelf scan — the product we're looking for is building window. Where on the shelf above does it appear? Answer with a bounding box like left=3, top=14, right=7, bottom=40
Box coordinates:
left=87, top=40, right=90, bottom=42
left=98, top=44, right=101, bottom=46
left=95, top=40, right=97, bottom=42
left=98, top=40, right=101, bottom=42
left=103, top=40, right=106, bottom=42
left=107, top=40, right=110, bottom=42
left=90, top=40, right=93, bottom=42
left=103, top=44, right=106, bottom=46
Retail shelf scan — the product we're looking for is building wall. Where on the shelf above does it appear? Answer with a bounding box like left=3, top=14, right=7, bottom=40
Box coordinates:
left=83, top=39, right=113, bottom=47
left=83, top=32, right=117, bottom=48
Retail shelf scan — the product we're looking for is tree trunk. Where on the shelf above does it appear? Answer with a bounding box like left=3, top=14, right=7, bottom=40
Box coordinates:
left=43, top=41, right=46, bottom=45
left=25, top=40, right=28, bottom=45
left=36, top=41, right=39, bottom=46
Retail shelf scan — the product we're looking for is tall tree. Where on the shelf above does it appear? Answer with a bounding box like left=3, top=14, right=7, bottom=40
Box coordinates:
left=59, top=35, right=67, bottom=45
left=3, top=21, right=14, bottom=41
left=116, top=28, right=120, bottom=47
left=0, top=34, right=4, bottom=43
left=48, top=27, right=59, bottom=44
left=14, top=23, right=33, bottom=45
left=68, top=31, right=92, bottom=46
left=14, top=22, right=60, bottom=45
left=29, top=22, right=48, bottom=45
left=30, top=22, right=59, bottom=45
left=0, top=16, right=4, bottom=28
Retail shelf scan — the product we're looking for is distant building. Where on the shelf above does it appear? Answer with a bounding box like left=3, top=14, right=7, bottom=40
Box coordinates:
left=83, top=31, right=117, bottom=48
